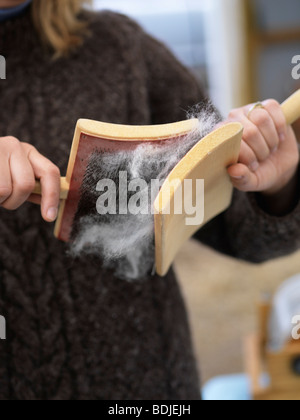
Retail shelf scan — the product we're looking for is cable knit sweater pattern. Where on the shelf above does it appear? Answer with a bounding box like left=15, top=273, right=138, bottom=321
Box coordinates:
left=0, top=8, right=300, bottom=401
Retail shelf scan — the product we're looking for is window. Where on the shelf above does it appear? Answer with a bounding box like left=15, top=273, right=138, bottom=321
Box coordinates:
left=93, top=0, right=248, bottom=115
left=94, top=0, right=207, bottom=77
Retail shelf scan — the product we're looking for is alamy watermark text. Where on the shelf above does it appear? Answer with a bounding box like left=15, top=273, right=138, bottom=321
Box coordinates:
left=95, top=172, right=205, bottom=226
left=0, top=55, right=6, bottom=80
left=292, top=55, right=300, bottom=80
left=0, top=316, right=6, bottom=340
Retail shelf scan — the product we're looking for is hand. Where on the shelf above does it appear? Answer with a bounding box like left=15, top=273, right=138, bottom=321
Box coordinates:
left=0, top=136, right=61, bottom=222
left=226, top=100, right=299, bottom=195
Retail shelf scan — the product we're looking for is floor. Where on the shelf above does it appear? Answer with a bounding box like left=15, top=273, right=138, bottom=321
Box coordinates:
left=175, top=240, right=300, bottom=385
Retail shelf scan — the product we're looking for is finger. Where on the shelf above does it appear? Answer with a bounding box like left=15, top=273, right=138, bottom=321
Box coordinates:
left=26, top=146, right=60, bottom=222
left=242, top=117, right=272, bottom=161
left=247, top=108, right=279, bottom=152
left=238, top=140, right=260, bottom=172
left=228, top=111, right=270, bottom=162
left=0, top=152, right=13, bottom=205
left=27, top=194, right=42, bottom=205
left=2, top=146, right=35, bottom=210
left=263, top=99, right=288, bottom=142
left=227, top=163, right=259, bottom=192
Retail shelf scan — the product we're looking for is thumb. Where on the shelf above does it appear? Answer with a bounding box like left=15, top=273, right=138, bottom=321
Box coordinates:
left=227, top=163, right=258, bottom=192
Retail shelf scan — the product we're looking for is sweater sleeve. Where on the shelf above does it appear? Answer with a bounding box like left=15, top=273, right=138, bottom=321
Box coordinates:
left=195, top=183, right=300, bottom=263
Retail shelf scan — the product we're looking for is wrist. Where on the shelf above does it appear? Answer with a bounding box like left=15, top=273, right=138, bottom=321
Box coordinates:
left=262, top=166, right=299, bottom=197
left=258, top=166, right=300, bottom=216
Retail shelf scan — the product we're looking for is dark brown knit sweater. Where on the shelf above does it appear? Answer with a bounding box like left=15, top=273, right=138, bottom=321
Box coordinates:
left=0, top=8, right=300, bottom=401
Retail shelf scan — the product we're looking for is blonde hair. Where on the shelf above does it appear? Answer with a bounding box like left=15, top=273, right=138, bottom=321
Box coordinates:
left=32, top=0, right=91, bottom=58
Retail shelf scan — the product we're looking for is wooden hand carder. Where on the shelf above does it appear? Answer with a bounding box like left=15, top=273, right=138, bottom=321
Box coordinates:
left=33, top=89, right=300, bottom=276
left=34, top=118, right=200, bottom=241
left=154, top=89, right=300, bottom=276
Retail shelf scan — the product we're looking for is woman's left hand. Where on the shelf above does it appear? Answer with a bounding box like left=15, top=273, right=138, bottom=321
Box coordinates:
left=226, top=99, right=299, bottom=196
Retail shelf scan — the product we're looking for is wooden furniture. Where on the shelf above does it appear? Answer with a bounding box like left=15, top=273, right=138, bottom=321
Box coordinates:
left=246, top=301, right=300, bottom=401
left=244, top=0, right=300, bottom=102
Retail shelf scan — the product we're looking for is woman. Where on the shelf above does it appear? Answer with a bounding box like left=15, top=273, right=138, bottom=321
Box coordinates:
left=0, top=0, right=299, bottom=400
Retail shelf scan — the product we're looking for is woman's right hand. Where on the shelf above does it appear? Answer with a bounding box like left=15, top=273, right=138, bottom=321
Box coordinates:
left=0, top=136, right=61, bottom=222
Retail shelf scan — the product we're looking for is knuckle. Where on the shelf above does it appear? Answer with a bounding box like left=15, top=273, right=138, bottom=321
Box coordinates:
left=244, top=126, right=258, bottom=141
left=265, top=99, right=280, bottom=109
left=0, top=196, right=20, bottom=210
left=2, top=202, right=18, bottom=211
left=239, top=150, right=255, bottom=166
left=0, top=186, right=12, bottom=201
left=0, top=202, right=10, bottom=210
left=14, top=178, right=35, bottom=195
left=251, top=110, right=269, bottom=126
left=239, top=157, right=249, bottom=167
left=49, top=165, right=60, bottom=178
left=228, top=109, right=240, bottom=119
left=39, top=163, right=60, bottom=179
left=260, top=150, right=271, bottom=161
left=22, top=142, right=36, bottom=153
left=2, top=136, right=21, bottom=148
left=241, top=154, right=255, bottom=166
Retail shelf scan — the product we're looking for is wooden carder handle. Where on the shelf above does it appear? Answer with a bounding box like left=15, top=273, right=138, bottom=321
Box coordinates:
left=281, top=89, right=300, bottom=126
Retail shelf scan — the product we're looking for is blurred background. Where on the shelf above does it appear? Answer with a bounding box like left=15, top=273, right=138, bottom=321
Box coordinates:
left=95, top=0, right=300, bottom=115
left=94, top=0, right=300, bottom=388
